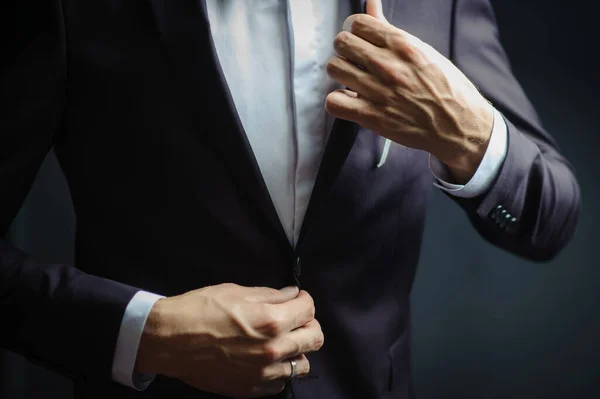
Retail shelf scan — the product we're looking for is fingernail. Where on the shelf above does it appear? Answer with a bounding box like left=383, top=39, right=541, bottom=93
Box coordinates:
left=343, top=15, right=357, bottom=32
left=280, top=286, right=299, bottom=296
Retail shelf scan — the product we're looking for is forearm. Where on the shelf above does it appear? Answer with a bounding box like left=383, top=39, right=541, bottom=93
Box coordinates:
left=451, top=119, right=580, bottom=260
left=447, top=0, right=581, bottom=260
left=0, top=239, right=139, bottom=380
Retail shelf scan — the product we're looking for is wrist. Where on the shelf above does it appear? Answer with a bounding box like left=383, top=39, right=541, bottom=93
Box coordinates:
left=440, top=101, right=494, bottom=184
left=134, top=298, right=172, bottom=376
left=444, top=147, right=487, bottom=184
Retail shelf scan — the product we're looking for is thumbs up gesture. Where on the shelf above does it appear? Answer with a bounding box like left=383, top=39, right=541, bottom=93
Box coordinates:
left=325, top=0, right=495, bottom=183
left=365, top=0, right=387, bottom=21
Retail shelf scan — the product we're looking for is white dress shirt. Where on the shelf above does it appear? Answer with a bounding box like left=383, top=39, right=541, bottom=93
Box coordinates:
left=111, top=0, right=508, bottom=389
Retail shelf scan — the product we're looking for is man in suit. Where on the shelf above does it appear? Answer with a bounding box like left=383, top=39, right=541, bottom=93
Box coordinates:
left=2, top=0, right=580, bottom=398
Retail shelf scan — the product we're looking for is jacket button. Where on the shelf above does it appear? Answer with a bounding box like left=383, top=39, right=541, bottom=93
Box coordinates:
left=490, top=205, right=503, bottom=220
left=499, top=214, right=510, bottom=228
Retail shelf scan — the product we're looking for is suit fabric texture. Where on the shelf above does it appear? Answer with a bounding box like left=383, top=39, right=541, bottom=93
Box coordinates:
left=1, top=0, right=580, bottom=398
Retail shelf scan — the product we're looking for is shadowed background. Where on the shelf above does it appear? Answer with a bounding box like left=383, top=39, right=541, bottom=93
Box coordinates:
left=2, top=1, right=598, bottom=398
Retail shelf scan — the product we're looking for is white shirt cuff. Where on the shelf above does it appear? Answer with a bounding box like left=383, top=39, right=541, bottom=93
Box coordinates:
left=429, top=108, right=508, bottom=198
left=111, top=290, right=165, bottom=390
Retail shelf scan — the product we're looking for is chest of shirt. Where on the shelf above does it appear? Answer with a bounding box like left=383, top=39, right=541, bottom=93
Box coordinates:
left=57, top=0, right=454, bottom=181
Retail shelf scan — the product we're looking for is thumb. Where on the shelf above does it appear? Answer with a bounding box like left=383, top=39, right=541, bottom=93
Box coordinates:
left=245, top=285, right=299, bottom=304
left=365, top=0, right=388, bottom=22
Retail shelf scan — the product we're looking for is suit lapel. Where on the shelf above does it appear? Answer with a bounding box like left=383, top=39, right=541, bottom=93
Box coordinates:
left=148, top=0, right=291, bottom=251
left=148, top=0, right=381, bottom=251
left=296, top=0, right=366, bottom=249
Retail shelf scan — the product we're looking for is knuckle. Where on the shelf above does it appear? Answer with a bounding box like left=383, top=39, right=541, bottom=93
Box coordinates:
left=301, top=289, right=314, bottom=302
left=261, top=342, right=282, bottom=362
left=350, top=14, right=370, bottom=33
left=314, top=332, right=325, bottom=350
left=333, top=31, right=352, bottom=51
left=403, top=45, right=422, bottom=63
left=301, top=360, right=311, bottom=377
left=389, top=33, right=407, bottom=51
left=303, top=293, right=316, bottom=317
left=219, top=282, right=237, bottom=291
left=325, top=57, right=342, bottom=76
left=310, top=318, right=321, bottom=329
left=325, top=92, right=343, bottom=114
left=288, top=339, right=302, bottom=356
left=259, top=287, right=280, bottom=301
left=263, top=320, right=282, bottom=337
left=392, top=34, right=426, bottom=65
left=256, top=310, right=283, bottom=337
left=238, top=320, right=264, bottom=341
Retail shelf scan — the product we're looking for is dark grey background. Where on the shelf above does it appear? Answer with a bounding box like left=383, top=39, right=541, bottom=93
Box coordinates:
left=2, top=1, right=599, bottom=398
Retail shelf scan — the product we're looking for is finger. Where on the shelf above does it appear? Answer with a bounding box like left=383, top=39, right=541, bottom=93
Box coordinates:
left=343, top=14, right=389, bottom=48
left=333, top=30, right=388, bottom=75
left=261, top=319, right=323, bottom=362
left=325, top=90, right=422, bottom=146
left=284, top=354, right=310, bottom=379
left=276, top=319, right=324, bottom=359
left=343, top=13, right=427, bottom=68
left=326, top=56, right=388, bottom=103
left=266, top=290, right=316, bottom=333
left=245, top=285, right=299, bottom=304
left=261, top=354, right=310, bottom=381
left=243, top=291, right=314, bottom=339
left=325, top=89, right=381, bottom=127
left=366, top=0, right=388, bottom=22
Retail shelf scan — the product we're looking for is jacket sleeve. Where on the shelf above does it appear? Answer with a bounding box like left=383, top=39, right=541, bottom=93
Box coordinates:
left=448, top=0, right=581, bottom=261
left=1, top=0, right=139, bottom=382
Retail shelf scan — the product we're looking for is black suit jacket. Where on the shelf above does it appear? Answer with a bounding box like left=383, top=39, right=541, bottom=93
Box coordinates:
left=1, top=0, right=580, bottom=398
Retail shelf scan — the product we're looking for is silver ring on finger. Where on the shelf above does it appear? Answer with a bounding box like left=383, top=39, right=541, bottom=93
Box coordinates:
left=288, top=358, right=297, bottom=380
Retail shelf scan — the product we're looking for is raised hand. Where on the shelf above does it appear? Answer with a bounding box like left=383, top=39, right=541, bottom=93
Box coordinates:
left=326, top=0, right=495, bottom=183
